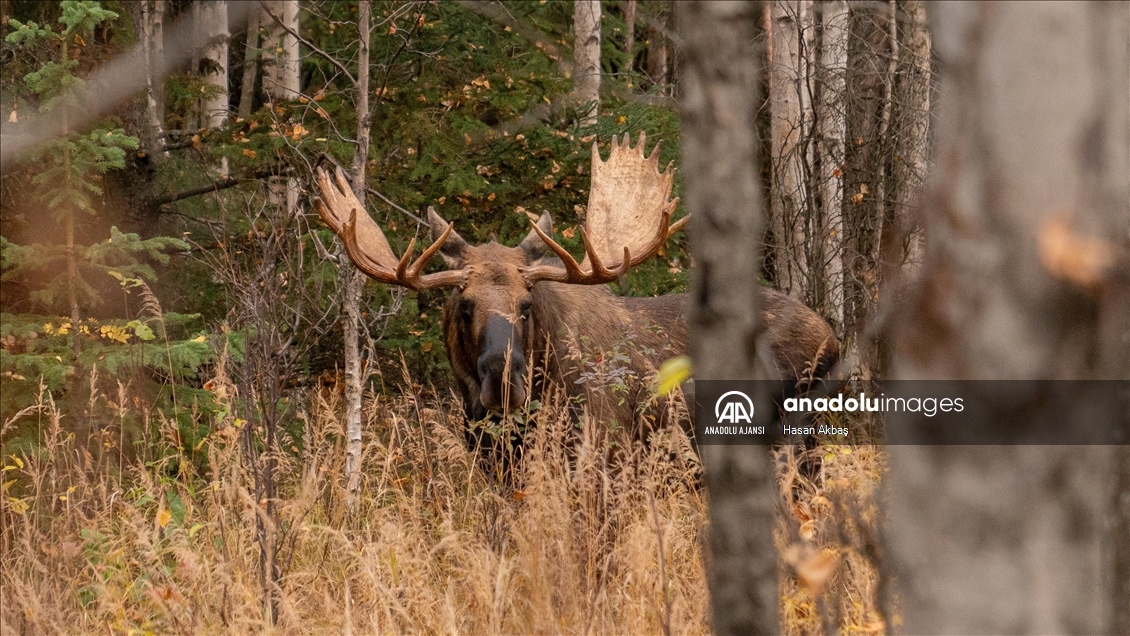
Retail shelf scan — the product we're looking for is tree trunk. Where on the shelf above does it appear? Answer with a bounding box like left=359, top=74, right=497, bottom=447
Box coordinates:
left=766, top=0, right=812, bottom=299
left=261, top=0, right=301, bottom=102
left=886, top=3, right=1130, bottom=634
left=573, top=0, right=601, bottom=126
left=141, top=0, right=167, bottom=160
left=647, top=14, right=668, bottom=89
left=195, top=0, right=229, bottom=130
left=260, top=0, right=300, bottom=213
left=622, top=0, right=636, bottom=73
left=344, top=0, right=372, bottom=512
left=237, top=7, right=261, bottom=119
left=815, top=0, right=848, bottom=332
left=679, top=2, right=777, bottom=633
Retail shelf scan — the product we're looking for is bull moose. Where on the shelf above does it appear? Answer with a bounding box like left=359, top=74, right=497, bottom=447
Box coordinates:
left=315, top=133, right=839, bottom=461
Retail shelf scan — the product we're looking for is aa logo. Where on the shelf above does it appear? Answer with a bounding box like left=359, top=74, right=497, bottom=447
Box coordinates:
left=715, top=390, right=754, bottom=424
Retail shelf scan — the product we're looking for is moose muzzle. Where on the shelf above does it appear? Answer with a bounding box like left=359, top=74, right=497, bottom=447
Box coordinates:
left=477, top=315, right=527, bottom=413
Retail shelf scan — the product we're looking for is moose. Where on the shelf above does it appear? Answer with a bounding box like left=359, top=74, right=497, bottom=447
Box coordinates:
left=315, top=133, right=839, bottom=461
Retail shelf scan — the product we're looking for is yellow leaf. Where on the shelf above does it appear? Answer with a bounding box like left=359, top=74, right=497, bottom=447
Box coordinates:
left=156, top=509, right=172, bottom=528
left=242, top=148, right=256, bottom=159
left=655, top=356, right=692, bottom=397
left=421, top=341, right=434, bottom=352
left=191, top=335, right=207, bottom=343
left=9, top=455, right=23, bottom=470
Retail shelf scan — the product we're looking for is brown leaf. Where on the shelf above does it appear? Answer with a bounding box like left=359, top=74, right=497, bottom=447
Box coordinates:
left=242, top=148, right=256, bottom=159
left=1038, top=217, right=1116, bottom=288
left=795, top=550, right=839, bottom=595
left=562, top=226, right=576, bottom=239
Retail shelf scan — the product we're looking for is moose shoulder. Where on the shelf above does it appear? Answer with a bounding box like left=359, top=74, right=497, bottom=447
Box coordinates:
left=314, top=133, right=839, bottom=446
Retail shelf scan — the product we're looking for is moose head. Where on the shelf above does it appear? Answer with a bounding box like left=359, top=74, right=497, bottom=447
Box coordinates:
left=315, top=133, right=687, bottom=416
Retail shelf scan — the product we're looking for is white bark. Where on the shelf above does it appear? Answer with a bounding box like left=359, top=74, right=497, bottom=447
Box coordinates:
left=261, top=0, right=301, bottom=102
left=195, top=0, right=229, bottom=130
left=260, top=0, right=300, bottom=212
left=344, top=0, right=372, bottom=510
left=888, top=3, right=1130, bottom=634
left=767, top=0, right=813, bottom=297
left=816, top=0, right=848, bottom=331
left=573, top=0, right=602, bottom=126
left=680, top=2, right=777, bottom=633
left=238, top=8, right=261, bottom=119
left=140, top=0, right=167, bottom=160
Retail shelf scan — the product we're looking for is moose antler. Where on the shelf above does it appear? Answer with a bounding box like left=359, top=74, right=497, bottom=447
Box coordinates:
left=522, top=132, right=686, bottom=286
left=314, top=166, right=467, bottom=290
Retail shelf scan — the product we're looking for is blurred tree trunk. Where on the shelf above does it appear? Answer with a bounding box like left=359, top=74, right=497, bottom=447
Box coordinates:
left=886, top=3, right=1130, bottom=634
left=344, top=0, right=372, bottom=511
left=679, top=2, right=777, bottom=633
left=815, top=0, right=848, bottom=332
left=195, top=0, right=229, bottom=130
left=766, top=0, right=812, bottom=299
left=573, top=0, right=601, bottom=126
left=622, top=0, right=636, bottom=71
left=261, top=0, right=300, bottom=215
left=237, top=7, right=261, bottom=119
left=261, top=0, right=300, bottom=102
left=140, top=0, right=167, bottom=161
left=646, top=5, right=669, bottom=90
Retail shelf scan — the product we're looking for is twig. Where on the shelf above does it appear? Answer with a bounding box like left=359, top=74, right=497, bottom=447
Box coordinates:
left=366, top=188, right=425, bottom=224
left=258, top=0, right=357, bottom=86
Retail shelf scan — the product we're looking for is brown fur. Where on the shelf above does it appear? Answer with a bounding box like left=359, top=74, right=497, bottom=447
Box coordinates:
left=439, top=238, right=840, bottom=428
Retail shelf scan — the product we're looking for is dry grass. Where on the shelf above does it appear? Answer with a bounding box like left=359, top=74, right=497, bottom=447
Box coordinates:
left=1, top=380, right=885, bottom=635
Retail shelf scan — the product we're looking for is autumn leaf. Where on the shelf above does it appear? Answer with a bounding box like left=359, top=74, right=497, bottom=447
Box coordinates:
left=655, top=356, right=692, bottom=397
left=561, top=226, right=576, bottom=239
left=157, top=509, right=172, bottom=528
left=1038, top=217, right=1116, bottom=288
left=242, top=148, right=256, bottom=159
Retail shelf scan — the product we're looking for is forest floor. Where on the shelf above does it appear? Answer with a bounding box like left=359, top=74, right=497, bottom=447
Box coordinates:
left=1, top=379, right=886, bottom=635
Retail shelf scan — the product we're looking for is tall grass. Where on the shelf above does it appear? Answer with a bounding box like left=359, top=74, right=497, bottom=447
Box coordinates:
left=1, top=376, right=885, bottom=634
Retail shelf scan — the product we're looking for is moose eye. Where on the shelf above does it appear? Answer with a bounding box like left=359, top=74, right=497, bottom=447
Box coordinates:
left=459, top=298, right=475, bottom=321
left=519, top=299, right=533, bottom=320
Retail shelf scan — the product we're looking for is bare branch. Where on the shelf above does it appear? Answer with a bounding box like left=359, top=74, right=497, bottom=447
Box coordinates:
left=258, top=0, right=357, bottom=86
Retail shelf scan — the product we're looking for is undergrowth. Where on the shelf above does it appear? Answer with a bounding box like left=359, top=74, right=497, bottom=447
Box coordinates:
left=1, top=375, right=885, bottom=635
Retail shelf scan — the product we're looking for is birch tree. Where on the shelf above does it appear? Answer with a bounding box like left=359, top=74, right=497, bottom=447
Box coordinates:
left=140, top=0, right=167, bottom=160
left=261, top=0, right=300, bottom=103
left=886, top=3, right=1130, bottom=634
left=572, top=0, right=601, bottom=126
left=194, top=0, right=229, bottom=131
left=815, top=0, right=847, bottom=331
left=260, top=0, right=300, bottom=214
left=237, top=7, right=261, bottom=119
left=679, top=2, right=777, bottom=633
left=766, top=0, right=811, bottom=299
left=343, top=0, right=372, bottom=509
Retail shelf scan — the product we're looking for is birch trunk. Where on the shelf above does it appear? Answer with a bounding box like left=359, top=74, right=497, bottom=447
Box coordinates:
left=141, top=0, right=167, bottom=160
left=887, top=3, right=1130, bottom=634
left=573, top=0, right=602, bottom=126
left=344, top=0, right=372, bottom=511
left=261, top=0, right=301, bottom=102
left=195, top=0, right=229, bottom=130
left=260, top=1, right=300, bottom=214
left=767, top=0, right=812, bottom=298
left=622, top=0, right=636, bottom=72
left=815, top=0, right=847, bottom=331
left=238, top=8, right=261, bottom=119
left=679, top=2, right=777, bottom=633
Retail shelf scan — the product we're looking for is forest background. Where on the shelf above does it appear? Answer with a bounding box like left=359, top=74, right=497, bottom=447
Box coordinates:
left=1, top=1, right=1125, bottom=635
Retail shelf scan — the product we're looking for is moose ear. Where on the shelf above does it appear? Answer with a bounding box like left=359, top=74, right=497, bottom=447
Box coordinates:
left=518, top=212, right=554, bottom=262
left=428, top=206, right=469, bottom=268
